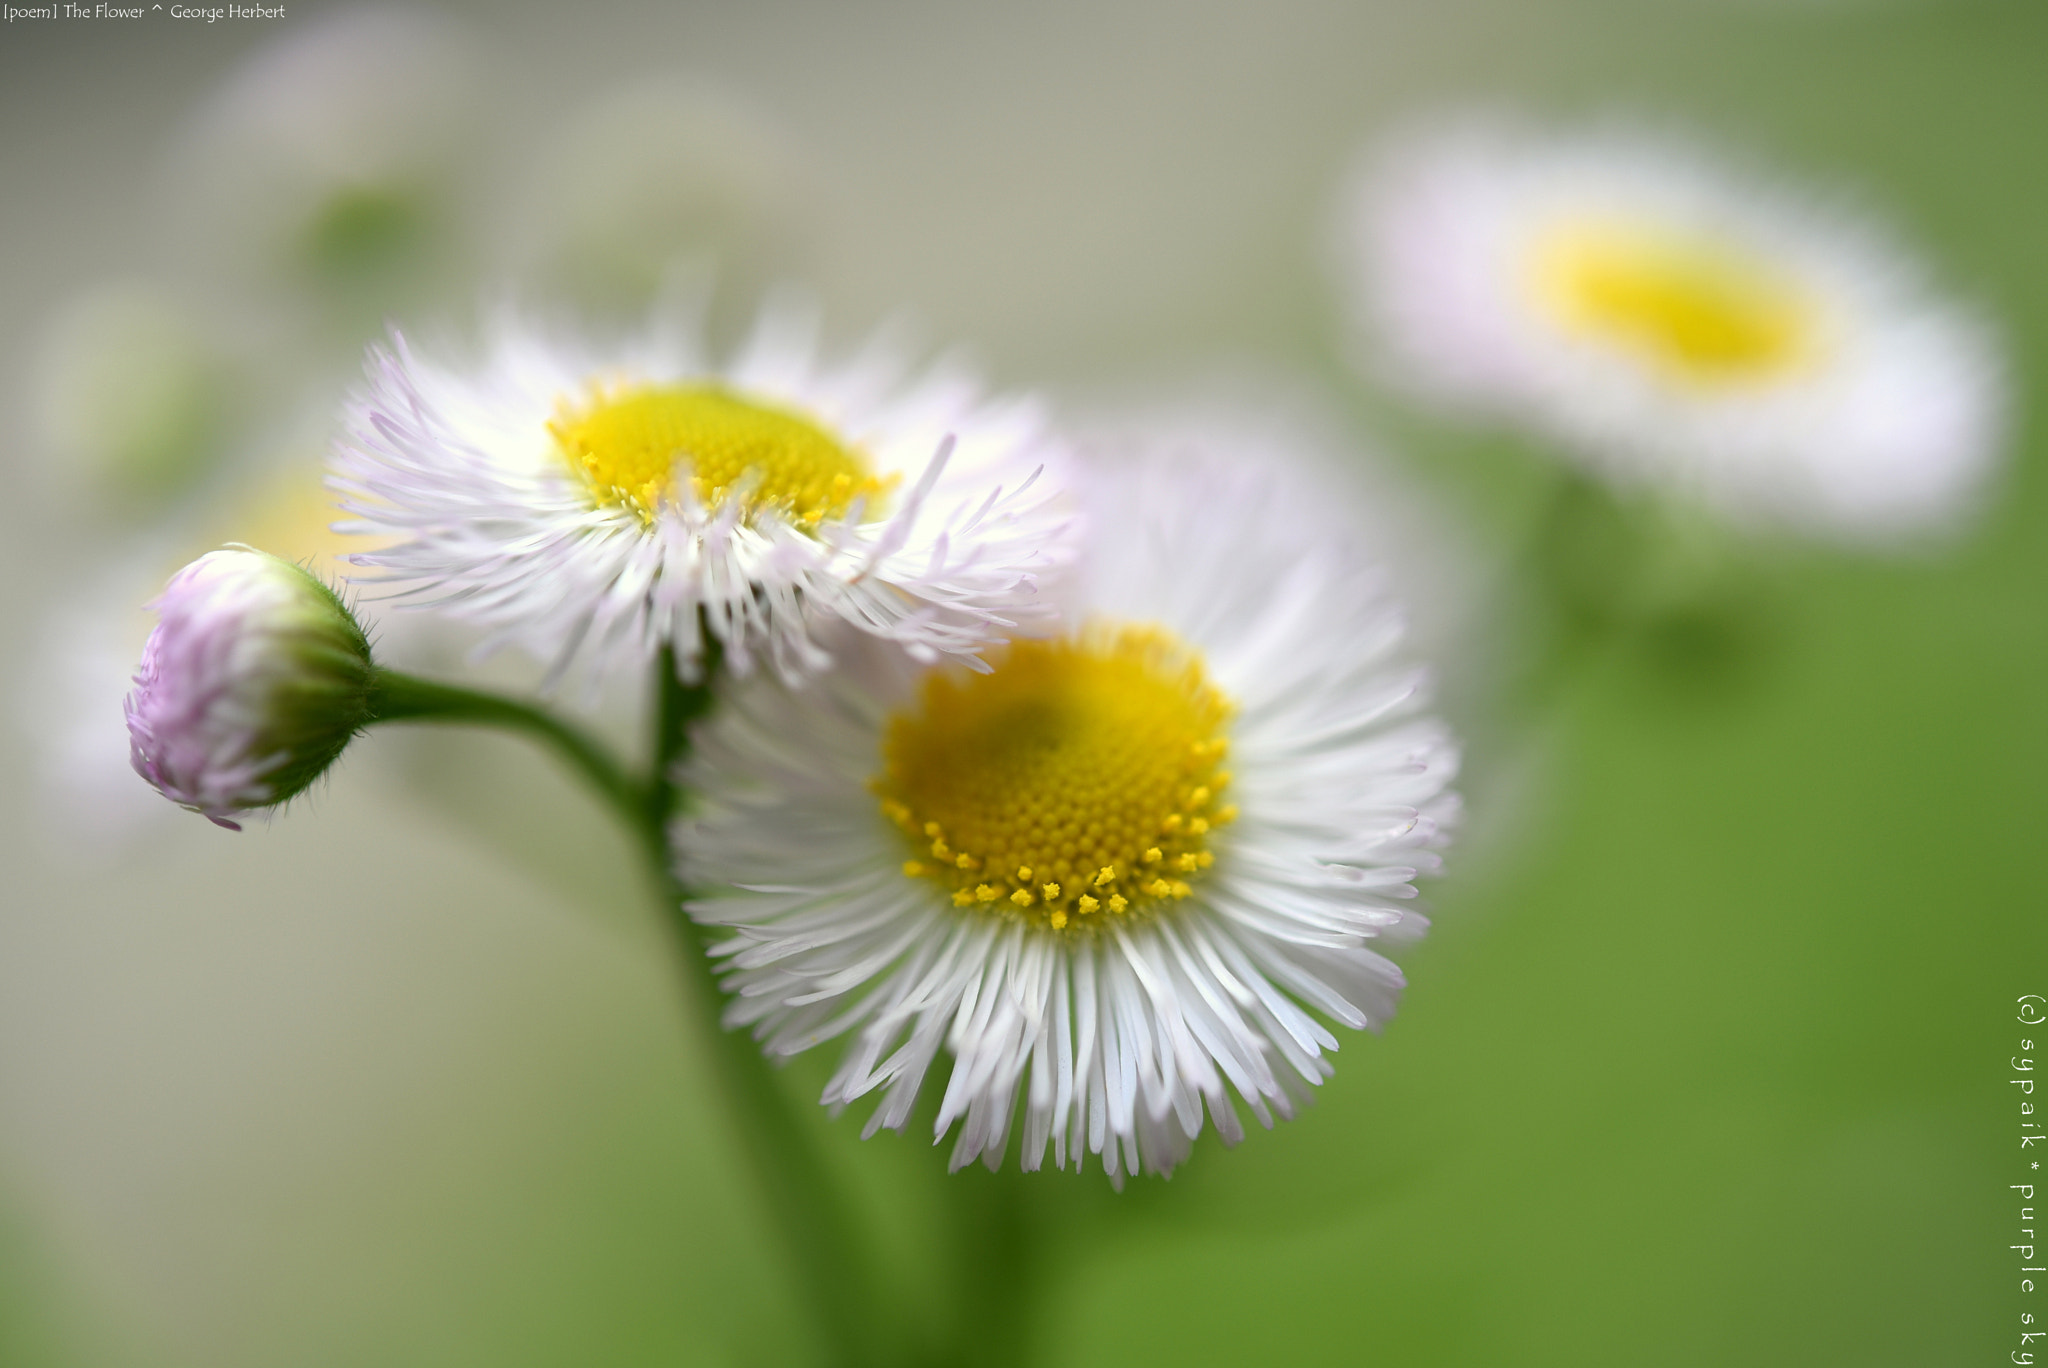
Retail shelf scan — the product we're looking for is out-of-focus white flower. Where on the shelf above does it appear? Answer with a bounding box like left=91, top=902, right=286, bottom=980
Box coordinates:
left=674, top=450, right=1459, bottom=1182
left=1337, top=118, right=2004, bottom=540
left=502, top=77, right=809, bottom=317
left=125, top=549, right=376, bottom=830
left=331, top=298, right=1071, bottom=687
left=1067, top=375, right=1486, bottom=672
left=32, top=281, right=232, bottom=508
left=164, top=9, right=482, bottom=306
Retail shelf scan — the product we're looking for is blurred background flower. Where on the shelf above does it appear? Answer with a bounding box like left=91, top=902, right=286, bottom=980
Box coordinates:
left=2, top=2, right=2044, bottom=1366
left=1336, top=114, right=2005, bottom=542
left=31, top=281, right=236, bottom=512
left=160, top=8, right=488, bottom=338
left=500, top=75, right=812, bottom=326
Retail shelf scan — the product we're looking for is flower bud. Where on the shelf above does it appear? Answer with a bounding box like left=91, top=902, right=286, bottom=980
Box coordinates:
left=124, top=548, right=375, bottom=829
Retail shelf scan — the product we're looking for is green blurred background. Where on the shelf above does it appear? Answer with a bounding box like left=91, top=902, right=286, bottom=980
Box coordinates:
left=2, top=1, right=2043, bottom=1364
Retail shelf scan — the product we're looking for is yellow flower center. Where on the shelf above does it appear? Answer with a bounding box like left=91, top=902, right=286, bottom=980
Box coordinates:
left=876, top=623, right=1238, bottom=933
left=1528, top=216, right=1819, bottom=385
left=549, top=383, right=895, bottom=527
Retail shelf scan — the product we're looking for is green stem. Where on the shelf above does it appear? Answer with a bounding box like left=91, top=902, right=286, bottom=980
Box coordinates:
left=1465, top=469, right=1622, bottom=743
left=950, top=1174, right=1033, bottom=1368
left=364, top=669, right=644, bottom=827
left=365, top=656, right=889, bottom=1365
left=645, top=644, right=891, bottom=1368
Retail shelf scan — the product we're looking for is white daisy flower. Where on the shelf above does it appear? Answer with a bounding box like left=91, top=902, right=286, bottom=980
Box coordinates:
left=1336, top=117, right=2004, bottom=540
left=331, top=299, right=1070, bottom=686
left=674, top=451, right=1459, bottom=1181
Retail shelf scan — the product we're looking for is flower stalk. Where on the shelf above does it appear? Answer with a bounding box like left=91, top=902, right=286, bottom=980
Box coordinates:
left=363, top=669, right=642, bottom=821
left=361, top=652, right=891, bottom=1368
left=647, top=646, right=892, bottom=1368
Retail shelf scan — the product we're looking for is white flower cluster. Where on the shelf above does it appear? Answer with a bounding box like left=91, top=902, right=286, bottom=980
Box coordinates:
left=110, top=85, right=2011, bottom=1190
left=320, top=301, right=1461, bottom=1180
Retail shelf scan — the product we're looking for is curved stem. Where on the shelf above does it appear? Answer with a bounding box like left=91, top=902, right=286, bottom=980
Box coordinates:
left=364, top=658, right=889, bottom=1365
left=365, top=669, right=645, bottom=827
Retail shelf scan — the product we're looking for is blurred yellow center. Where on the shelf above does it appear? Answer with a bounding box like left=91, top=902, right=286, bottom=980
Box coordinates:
left=550, top=384, right=894, bottom=527
left=876, top=623, right=1237, bottom=933
left=1529, top=217, right=1817, bottom=384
